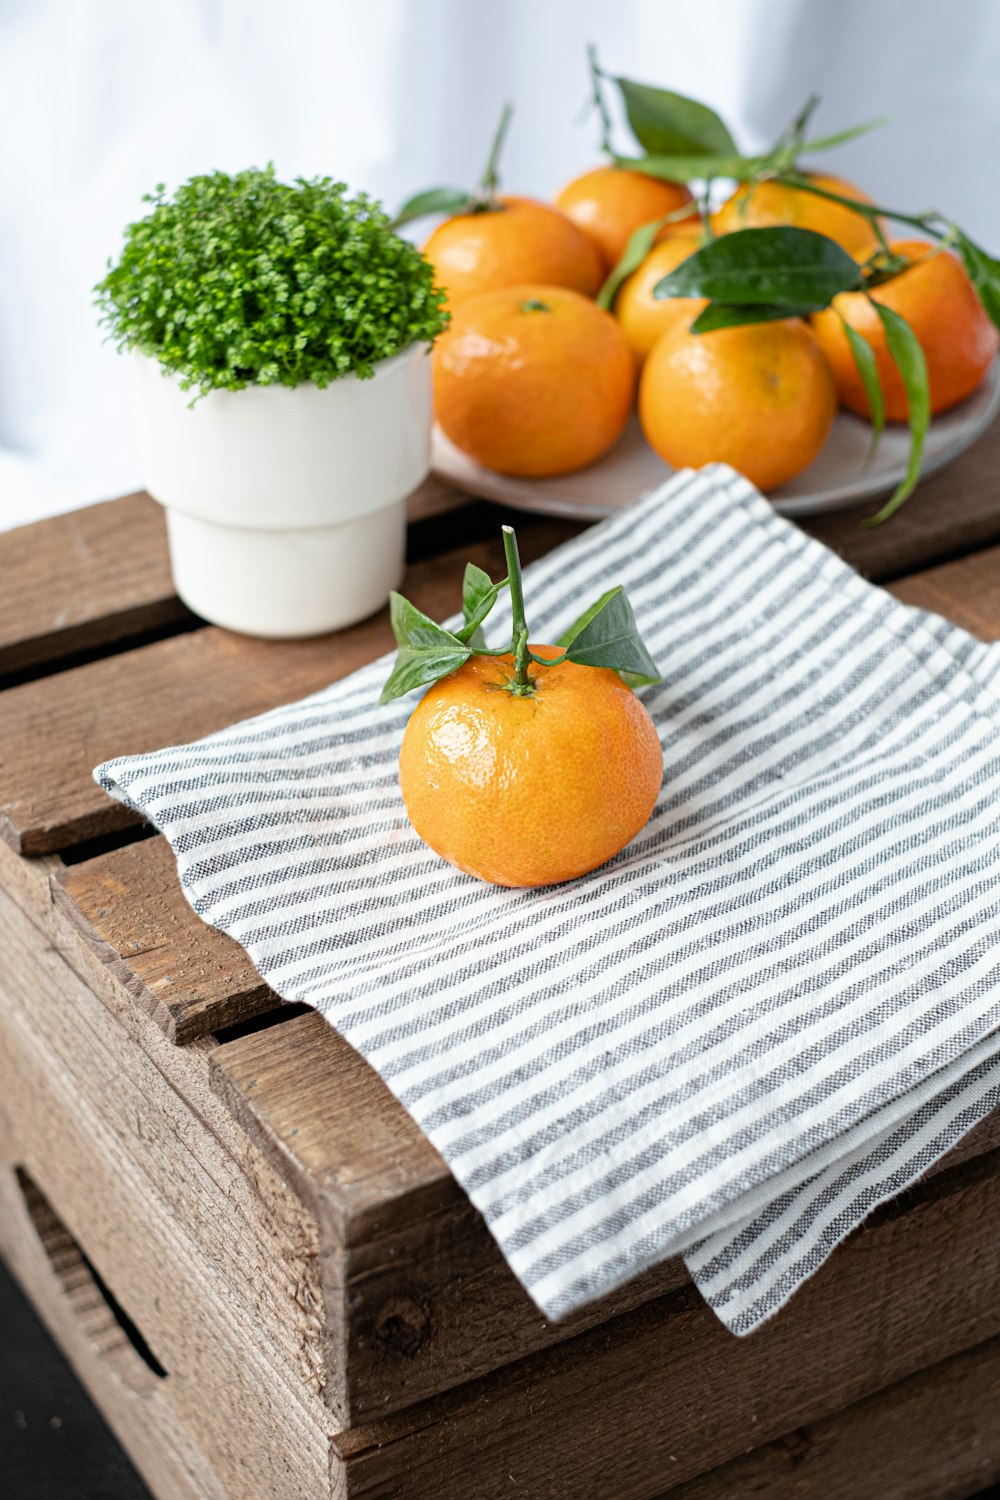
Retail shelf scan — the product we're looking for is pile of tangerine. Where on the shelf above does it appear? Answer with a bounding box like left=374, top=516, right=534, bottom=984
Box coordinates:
left=428, top=166, right=998, bottom=493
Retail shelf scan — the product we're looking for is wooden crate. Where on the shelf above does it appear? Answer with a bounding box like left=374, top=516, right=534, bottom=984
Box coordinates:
left=3, top=445, right=1000, bottom=1499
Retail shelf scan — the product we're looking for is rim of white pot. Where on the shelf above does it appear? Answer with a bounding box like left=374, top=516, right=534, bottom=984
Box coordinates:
left=137, top=337, right=428, bottom=392
left=129, top=340, right=434, bottom=531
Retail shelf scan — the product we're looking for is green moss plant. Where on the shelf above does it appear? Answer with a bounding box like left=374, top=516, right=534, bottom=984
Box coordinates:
left=96, top=165, right=448, bottom=400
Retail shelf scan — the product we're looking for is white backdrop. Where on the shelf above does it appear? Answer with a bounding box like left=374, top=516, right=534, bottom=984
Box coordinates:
left=2, top=0, right=999, bottom=529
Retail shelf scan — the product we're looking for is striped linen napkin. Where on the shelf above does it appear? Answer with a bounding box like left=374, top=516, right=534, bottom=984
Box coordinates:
left=95, top=465, right=1000, bottom=1335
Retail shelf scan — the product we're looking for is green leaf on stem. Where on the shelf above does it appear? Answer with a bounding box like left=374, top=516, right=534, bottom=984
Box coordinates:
left=863, top=304, right=930, bottom=526
left=560, top=587, right=660, bottom=685
left=557, top=589, right=620, bottom=648
left=613, top=77, right=738, bottom=158
left=380, top=526, right=658, bottom=703
left=654, top=226, right=863, bottom=309
left=689, top=301, right=801, bottom=333
left=955, top=229, right=1000, bottom=330
left=623, top=150, right=764, bottom=184
left=457, top=562, right=508, bottom=647
left=800, top=116, right=889, bottom=155
left=391, top=186, right=472, bottom=230
left=597, top=215, right=675, bottom=310
left=840, top=321, right=885, bottom=465
left=380, top=595, right=471, bottom=703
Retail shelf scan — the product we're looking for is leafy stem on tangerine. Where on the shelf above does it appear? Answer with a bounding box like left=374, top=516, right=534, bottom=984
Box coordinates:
left=471, top=101, right=514, bottom=212
left=502, top=526, right=538, bottom=693
left=380, top=526, right=659, bottom=705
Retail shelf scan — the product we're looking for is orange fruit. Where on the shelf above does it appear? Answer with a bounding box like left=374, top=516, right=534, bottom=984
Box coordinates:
left=615, top=231, right=706, bottom=366
left=812, top=240, right=999, bottom=421
left=639, top=318, right=837, bottom=490
left=433, top=284, right=635, bottom=477
left=714, top=172, right=880, bottom=258
left=423, top=195, right=603, bottom=309
left=554, top=165, right=696, bottom=274
left=399, top=648, right=663, bottom=887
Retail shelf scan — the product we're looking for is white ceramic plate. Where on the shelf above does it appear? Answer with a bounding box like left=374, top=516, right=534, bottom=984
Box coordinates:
left=431, top=358, right=1000, bottom=521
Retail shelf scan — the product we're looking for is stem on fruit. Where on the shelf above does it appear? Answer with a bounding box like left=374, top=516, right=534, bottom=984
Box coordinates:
left=477, top=102, right=513, bottom=207
left=587, top=43, right=615, bottom=158
left=502, top=525, right=534, bottom=693
left=784, top=93, right=821, bottom=157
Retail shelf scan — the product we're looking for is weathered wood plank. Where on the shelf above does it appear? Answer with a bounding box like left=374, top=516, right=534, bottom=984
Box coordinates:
left=7, top=437, right=1000, bottom=860
left=0, top=477, right=476, bottom=680
left=1, top=409, right=995, bottom=686
left=0, top=492, right=188, bottom=677
left=333, top=1148, right=1000, bottom=1499
left=53, top=837, right=274, bottom=1041
left=0, top=881, right=330, bottom=1410
left=0, top=520, right=579, bottom=857
left=0, top=829, right=61, bottom=935
left=210, top=1006, right=1000, bottom=1422
left=653, top=1333, right=1000, bottom=1500
left=0, top=888, right=335, bottom=1495
left=39, top=529, right=1000, bottom=1423
left=12, top=841, right=1000, bottom=1491
left=801, top=412, right=1000, bottom=580
left=0, top=1161, right=229, bottom=1500
left=889, top=544, right=1000, bottom=638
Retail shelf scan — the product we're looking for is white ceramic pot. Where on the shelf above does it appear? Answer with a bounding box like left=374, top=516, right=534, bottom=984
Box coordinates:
left=129, top=345, right=433, bottom=638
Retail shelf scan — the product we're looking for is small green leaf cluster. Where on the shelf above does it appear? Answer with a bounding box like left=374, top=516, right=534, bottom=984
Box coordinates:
left=96, top=165, right=448, bottom=399
left=392, top=103, right=516, bottom=231
left=589, top=52, right=882, bottom=195
left=381, top=525, right=659, bottom=704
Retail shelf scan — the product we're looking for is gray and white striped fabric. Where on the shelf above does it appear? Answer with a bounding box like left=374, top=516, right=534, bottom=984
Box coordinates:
left=95, top=465, right=1000, bottom=1335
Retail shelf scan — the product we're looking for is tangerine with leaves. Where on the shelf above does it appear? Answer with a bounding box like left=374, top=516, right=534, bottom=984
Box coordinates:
left=384, top=526, right=663, bottom=888
left=554, top=165, right=696, bottom=274
left=639, top=317, right=837, bottom=490
left=403, top=104, right=602, bottom=309
left=812, top=240, right=999, bottom=420
left=433, top=284, right=635, bottom=476
left=714, top=172, right=881, bottom=258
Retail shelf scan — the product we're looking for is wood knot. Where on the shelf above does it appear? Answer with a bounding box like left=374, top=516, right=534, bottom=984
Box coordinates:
left=374, top=1298, right=432, bottom=1358
left=779, top=1428, right=813, bottom=1468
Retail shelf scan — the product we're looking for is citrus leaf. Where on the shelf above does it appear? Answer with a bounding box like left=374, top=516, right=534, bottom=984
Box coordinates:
left=379, top=593, right=471, bottom=702
left=463, top=562, right=494, bottom=617
left=391, top=186, right=471, bottom=230
left=689, top=301, right=801, bottom=333
left=456, top=562, right=508, bottom=645
left=557, top=588, right=621, bottom=648
left=653, top=226, right=863, bottom=308
left=613, top=77, right=737, bottom=157
left=840, top=321, right=885, bottom=465
left=597, top=216, right=673, bottom=311
left=622, top=150, right=764, bottom=184
left=562, top=587, right=660, bottom=684
left=863, top=304, right=930, bottom=526
left=955, top=229, right=1000, bottom=330
left=800, top=115, right=889, bottom=154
